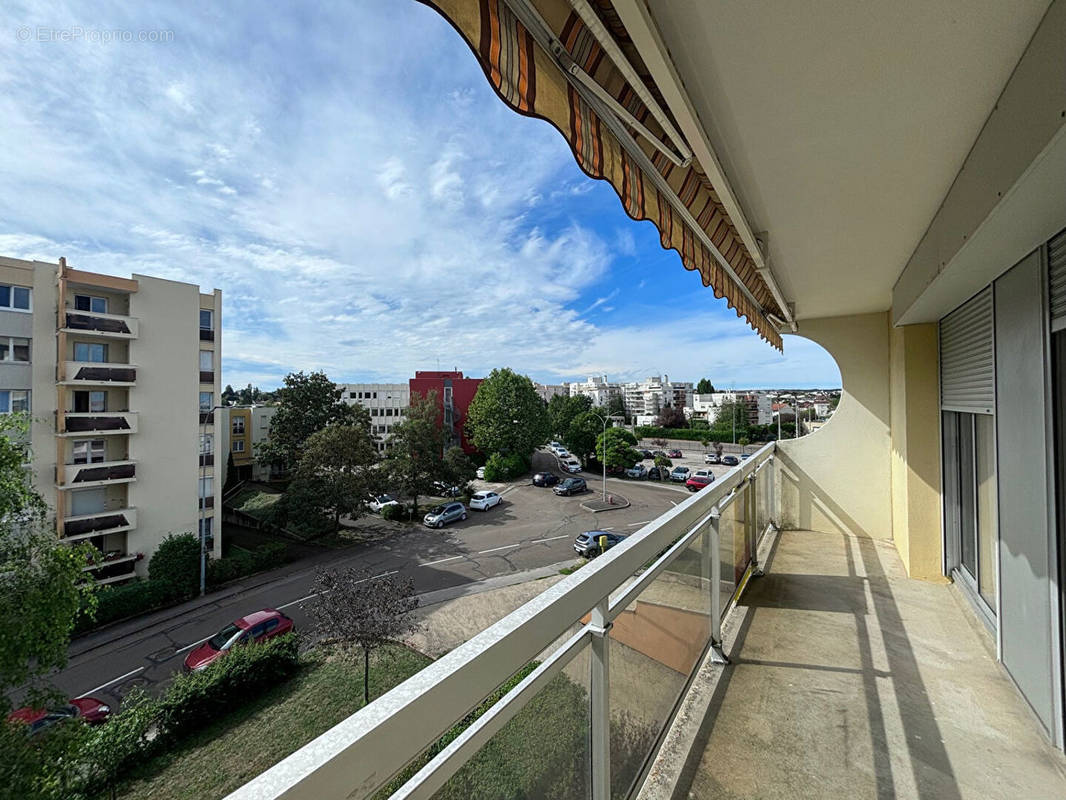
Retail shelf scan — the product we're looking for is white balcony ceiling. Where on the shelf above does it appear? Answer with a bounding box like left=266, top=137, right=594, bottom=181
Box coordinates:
left=644, top=0, right=1051, bottom=320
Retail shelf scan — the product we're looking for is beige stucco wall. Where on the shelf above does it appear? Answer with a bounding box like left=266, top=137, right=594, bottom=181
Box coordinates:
left=776, top=312, right=893, bottom=541
left=889, top=323, right=945, bottom=580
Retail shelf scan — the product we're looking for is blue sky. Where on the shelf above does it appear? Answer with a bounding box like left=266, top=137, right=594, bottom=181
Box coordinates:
left=0, top=1, right=840, bottom=390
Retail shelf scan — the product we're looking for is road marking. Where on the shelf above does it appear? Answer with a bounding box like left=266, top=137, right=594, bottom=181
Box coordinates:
left=670, top=500, right=678, bottom=507
left=626, top=520, right=654, bottom=527
left=174, top=634, right=213, bottom=654
left=420, top=555, right=465, bottom=567
left=79, top=667, right=144, bottom=698
left=277, top=592, right=321, bottom=610
left=499, top=485, right=518, bottom=496
left=478, top=544, right=520, bottom=555
left=529, top=534, right=569, bottom=544
left=276, top=570, right=398, bottom=609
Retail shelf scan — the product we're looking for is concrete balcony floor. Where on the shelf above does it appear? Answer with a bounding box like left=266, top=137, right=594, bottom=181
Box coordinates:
left=682, top=530, right=1066, bottom=800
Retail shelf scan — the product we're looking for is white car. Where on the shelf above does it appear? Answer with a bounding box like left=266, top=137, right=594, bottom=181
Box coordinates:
left=368, top=494, right=399, bottom=513
left=555, top=448, right=570, bottom=458
left=469, top=491, right=502, bottom=511
left=476, top=466, right=486, bottom=479
left=564, top=459, right=582, bottom=473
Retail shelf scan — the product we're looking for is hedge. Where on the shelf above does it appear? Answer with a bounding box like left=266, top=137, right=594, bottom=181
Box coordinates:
left=74, top=579, right=174, bottom=634
left=156, top=634, right=301, bottom=740
left=381, top=503, right=411, bottom=522
left=206, top=541, right=289, bottom=586
left=483, top=452, right=529, bottom=482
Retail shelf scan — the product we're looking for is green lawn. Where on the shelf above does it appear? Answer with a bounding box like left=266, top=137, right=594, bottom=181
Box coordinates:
left=114, top=645, right=430, bottom=800
left=230, top=486, right=282, bottom=520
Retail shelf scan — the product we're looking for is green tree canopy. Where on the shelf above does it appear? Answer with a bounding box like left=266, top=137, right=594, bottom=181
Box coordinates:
left=466, top=368, right=550, bottom=458
left=564, top=410, right=604, bottom=463
left=696, top=378, right=715, bottom=394
left=655, top=406, right=687, bottom=429
left=256, top=371, right=355, bottom=473
left=607, top=394, right=627, bottom=420
left=547, top=394, right=592, bottom=439
left=287, top=421, right=380, bottom=532
left=595, top=427, right=641, bottom=470
left=386, top=391, right=447, bottom=513
left=442, top=445, right=477, bottom=489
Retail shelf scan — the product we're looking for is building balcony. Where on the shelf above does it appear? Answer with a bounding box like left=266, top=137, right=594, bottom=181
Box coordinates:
left=59, top=459, right=135, bottom=488
left=61, top=361, right=137, bottom=386
left=82, top=552, right=140, bottom=585
left=58, top=411, right=138, bottom=436
left=226, top=441, right=1066, bottom=800
left=61, top=310, right=139, bottom=338
left=62, top=506, right=137, bottom=540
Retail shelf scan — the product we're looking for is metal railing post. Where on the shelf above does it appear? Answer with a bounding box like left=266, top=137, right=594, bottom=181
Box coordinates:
left=748, top=473, right=763, bottom=578
left=590, top=598, right=612, bottom=799
left=708, top=507, right=730, bottom=665
left=769, top=454, right=778, bottom=531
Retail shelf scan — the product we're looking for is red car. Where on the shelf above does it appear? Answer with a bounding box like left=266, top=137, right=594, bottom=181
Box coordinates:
left=667, top=449, right=683, bottom=458
left=184, top=609, right=294, bottom=672
left=8, top=697, right=111, bottom=736
left=686, top=474, right=714, bottom=492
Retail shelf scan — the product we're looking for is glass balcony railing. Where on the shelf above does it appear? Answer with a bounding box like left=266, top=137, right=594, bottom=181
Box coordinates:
left=62, top=361, right=137, bottom=385
left=59, top=411, right=138, bottom=435
left=225, top=443, right=779, bottom=800
left=60, top=459, right=136, bottom=487
left=62, top=310, right=139, bottom=338
left=62, top=506, right=137, bottom=539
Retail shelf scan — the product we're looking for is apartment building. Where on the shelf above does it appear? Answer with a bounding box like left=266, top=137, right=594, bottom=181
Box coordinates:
left=219, top=405, right=277, bottom=481
left=0, top=255, right=222, bottom=584
left=339, top=383, right=409, bottom=452
left=409, top=371, right=481, bottom=454
left=568, top=375, right=620, bottom=407
left=690, top=391, right=773, bottom=426
left=621, top=374, right=693, bottom=417
left=533, top=382, right=569, bottom=403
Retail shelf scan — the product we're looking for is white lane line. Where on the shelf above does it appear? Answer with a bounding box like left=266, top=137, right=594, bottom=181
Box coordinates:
left=478, top=544, right=520, bottom=555
left=276, top=592, right=321, bottom=610
left=174, top=634, right=213, bottom=654
left=626, top=520, right=654, bottom=527
left=529, top=534, right=569, bottom=544
left=499, top=485, right=519, bottom=496
left=79, top=667, right=144, bottom=698
left=420, top=555, right=465, bottom=567
left=670, top=500, right=678, bottom=507
left=363, top=570, right=399, bottom=582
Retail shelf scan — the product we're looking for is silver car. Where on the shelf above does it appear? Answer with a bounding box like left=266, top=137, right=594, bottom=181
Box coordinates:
left=423, top=502, right=467, bottom=528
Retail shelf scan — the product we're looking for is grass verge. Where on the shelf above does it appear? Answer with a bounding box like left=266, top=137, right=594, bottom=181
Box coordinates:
left=230, top=486, right=283, bottom=520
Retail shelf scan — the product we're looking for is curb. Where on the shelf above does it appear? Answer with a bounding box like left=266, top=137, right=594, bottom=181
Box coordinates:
left=581, top=495, right=632, bottom=513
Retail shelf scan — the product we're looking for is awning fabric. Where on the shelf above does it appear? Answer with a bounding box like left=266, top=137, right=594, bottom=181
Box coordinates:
left=418, top=0, right=785, bottom=350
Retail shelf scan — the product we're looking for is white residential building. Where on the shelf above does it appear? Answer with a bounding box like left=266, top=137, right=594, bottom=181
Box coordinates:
left=692, top=391, right=773, bottom=426
left=0, top=255, right=223, bottom=583
left=534, top=382, right=569, bottom=403
left=340, top=383, right=409, bottom=452
left=568, top=375, right=619, bottom=407
left=623, top=375, right=693, bottom=418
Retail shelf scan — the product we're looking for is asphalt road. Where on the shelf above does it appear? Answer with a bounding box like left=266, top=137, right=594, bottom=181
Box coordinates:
left=45, top=450, right=707, bottom=711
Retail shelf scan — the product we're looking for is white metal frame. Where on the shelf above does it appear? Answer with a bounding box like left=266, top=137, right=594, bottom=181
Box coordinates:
left=0, top=283, right=33, bottom=313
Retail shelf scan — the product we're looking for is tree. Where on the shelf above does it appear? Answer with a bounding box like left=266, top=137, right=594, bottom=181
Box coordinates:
left=607, top=394, right=627, bottom=421
left=655, top=406, right=687, bottom=429
left=564, top=411, right=603, bottom=463
left=466, top=368, right=551, bottom=459
left=595, top=428, right=641, bottom=470
left=700, top=438, right=711, bottom=452
left=713, top=441, right=724, bottom=458
left=548, top=394, right=592, bottom=439
left=309, top=567, right=419, bottom=704
left=147, top=533, right=201, bottom=602
left=651, top=437, right=667, bottom=450
left=386, top=391, right=447, bottom=514
left=256, top=371, right=356, bottom=474
left=221, top=384, right=236, bottom=405
left=442, top=445, right=476, bottom=490
left=696, top=378, right=715, bottom=394
left=287, top=420, right=379, bottom=532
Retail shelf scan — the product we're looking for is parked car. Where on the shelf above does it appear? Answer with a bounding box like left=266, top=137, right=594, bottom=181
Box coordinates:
left=533, top=471, right=560, bottom=487
left=670, top=466, right=691, bottom=482
left=564, top=459, right=582, bottom=473
left=555, top=448, right=571, bottom=459
left=741, top=453, right=752, bottom=460
left=184, top=609, right=295, bottom=672
left=641, top=449, right=655, bottom=460
left=606, top=464, right=625, bottom=476
left=368, top=494, right=399, bottom=513
left=7, top=697, right=111, bottom=736
left=423, top=502, right=467, bottom=528
left=667, top=448, right=683, bottom=458
left=704, top=453, right=720, bottom=464
left=722, top=455, right=740, bottom=467
left=686, top=474, right=715, bottom=492
left=469, top=491, right=501, bottom=511
left=652, top=450, right=667, bottom=458
left=433, top=481, right=463, bottom=497
left=625, top=463, right=647, bottom=479
left=647, top=466, right=662, bottom=480
left=692, top=469, right=713, bottom=479
left=553, top=477, right=588, bottom=496
left=574, top=530, right=628, bottom=557
left=476, top=466, right=486, bottom=479
left=549, top=441, right=562, bottom=449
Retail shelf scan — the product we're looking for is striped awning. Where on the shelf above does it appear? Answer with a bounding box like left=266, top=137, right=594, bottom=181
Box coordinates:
left=419, top=0, right=785, bottom=349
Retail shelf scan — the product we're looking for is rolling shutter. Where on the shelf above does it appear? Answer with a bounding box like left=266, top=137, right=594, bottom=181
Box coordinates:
left=1049, top=227, right=1066, bottom=332
left=940, top=287, right=994, bottom=414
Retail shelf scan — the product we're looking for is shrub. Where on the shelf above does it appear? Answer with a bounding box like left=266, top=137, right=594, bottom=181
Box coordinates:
left=156, top=634, right=300, bottom=741
left=482, top=452, right=529, bottom=482
left=148, top=533, right=201, bottom=601
left=74, top=579, right=172, bottom=633
left=76, top=686, right=159, bottom=795
left=206, top=541, right=289, bottom=588
left=381, top=503, right=410, bottom=522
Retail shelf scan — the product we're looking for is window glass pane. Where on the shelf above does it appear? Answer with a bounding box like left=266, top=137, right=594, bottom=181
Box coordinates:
left=0, top=341, right=8, bottom=361
left=199, top=351, right=213, bottom=370
left=959, top=415, right=977, bottom=579
left=90, top=391, right=106, bottom=412
left=13, top=339, right=29, bottom=362
left=90, top=297, right=107, bottom=313
left=74, top=295, right=91, bottom=311
left=74, top=343, right=106, bottom=362
left=13, top=287, right=30, bottom=309
left=199, top=477, right=212, bottom=497
left=200, top=392, right=212, bottom=411
left=200, top=433, right=213, bottom=454
left=975, top=414, right=998, bottom=609
left=199, top=309, right=212, bottom=330
left=74, top=392, right=88, bottom=412
left=0, top=286, right=9, bottom=307
left=11, top=391, right=29, bottom=413
left=0, top=391, right=9, bottom=413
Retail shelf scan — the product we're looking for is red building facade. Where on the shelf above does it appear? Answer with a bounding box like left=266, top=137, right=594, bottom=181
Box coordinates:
left=408, top=371, right=483, bottom=454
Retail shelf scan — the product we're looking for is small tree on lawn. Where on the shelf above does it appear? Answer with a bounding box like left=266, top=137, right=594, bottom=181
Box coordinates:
left=286, top=419, right=378, bottom=532
left=309, top=568, right=419, bottom=704
left=596, top=428, right=641, bottom=471
left=386, top=391, right=447, bottom=514
left=700, top=438, right=710, bottom=453
left=713, top=441, right=724, bottom=458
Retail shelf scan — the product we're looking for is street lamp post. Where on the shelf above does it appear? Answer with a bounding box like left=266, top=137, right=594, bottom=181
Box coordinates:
left=199, top=403, right=226, bottom=597
left=590, top=412, right=623, bottom=502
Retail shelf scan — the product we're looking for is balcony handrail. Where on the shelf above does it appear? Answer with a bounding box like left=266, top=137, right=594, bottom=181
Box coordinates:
left=65, top=359, right=139, bottom=368
left=63, top=410, right=136, bottom=416
left=64, top=505, right=136, bottom=522
left=63, top=308, right=139, bottom=323
left=226, top=441, right=777, bottom=800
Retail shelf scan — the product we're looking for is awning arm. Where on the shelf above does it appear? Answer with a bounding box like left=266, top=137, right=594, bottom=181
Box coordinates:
left=610, top=0, right=797, bottom=333
left=564, top=0, right=693, bottom=167
left=506, top=0, right=776, bottom=329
